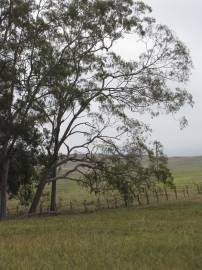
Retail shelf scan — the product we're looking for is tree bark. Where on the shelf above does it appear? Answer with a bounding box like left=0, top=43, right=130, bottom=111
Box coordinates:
left=28, top=179, right=46, bottom=214
left=29, top=158, right=58, bottom=214
left=50, top=166, right=57, bottom=212
left=0, top=159, right=9, bottom=220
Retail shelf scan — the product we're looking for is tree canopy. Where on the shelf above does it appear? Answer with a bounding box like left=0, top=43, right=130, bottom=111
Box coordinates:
left=0, top=0, right=193, bottom=217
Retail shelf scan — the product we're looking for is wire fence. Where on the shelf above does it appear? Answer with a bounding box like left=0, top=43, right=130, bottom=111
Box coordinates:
left=6, top=182, right=202, bottom=218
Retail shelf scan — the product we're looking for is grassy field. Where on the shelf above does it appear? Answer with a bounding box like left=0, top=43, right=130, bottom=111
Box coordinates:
left=1, top=201, right=202, bottom=269
left=53, top=155, right=202, bottom=203
left=7, top=155, right=202, bottom=212
left=2, top=156, right=202, bottom=269
left=168, top=156, right=202, bottom=184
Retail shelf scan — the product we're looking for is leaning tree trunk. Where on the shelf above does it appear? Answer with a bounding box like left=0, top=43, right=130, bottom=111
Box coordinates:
left=29, top=158, right=58, bottom=214
left=50, top=143, right=59, bottom=212
left=50, top=166, right=57, bottom=212
left=0, top=159, right=9, bottom=220
left=28, top=179, right=46, bottom=214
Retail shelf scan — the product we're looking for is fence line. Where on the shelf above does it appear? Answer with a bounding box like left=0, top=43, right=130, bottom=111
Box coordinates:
left=6, top=182, right=202, bottom=218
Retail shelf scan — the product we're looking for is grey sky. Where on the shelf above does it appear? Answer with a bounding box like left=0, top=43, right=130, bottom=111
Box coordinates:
left=114, top=0, right=202, bottom=156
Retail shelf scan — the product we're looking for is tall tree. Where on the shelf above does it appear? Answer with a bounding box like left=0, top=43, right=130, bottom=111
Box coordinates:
left=27, top=0, right=193, bottom=214
left=0, top=0, right=53, bottom=218
left=0, top=0, right=192, bottom=215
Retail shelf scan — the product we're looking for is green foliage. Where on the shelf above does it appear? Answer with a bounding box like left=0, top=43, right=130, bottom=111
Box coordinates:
left=0, top=0, right=193, bottom=215
left=17, top=183, right=35, bottom=207
left=6, top=143, right=39, bottom=198
left=150, top=141, right=174, bottom=186
left=80, top=138, right=174, bottom=206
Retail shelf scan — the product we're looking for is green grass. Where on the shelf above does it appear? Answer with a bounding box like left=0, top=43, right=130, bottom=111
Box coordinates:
left=1, top=201, right=202, bottom=269
left=168, top=156, right=202, bottom=184
left=3, top=156, right=202, bottom=269
left=55, top=155, right=202, bottom=202
left=7, top=155, right=202, bottom=212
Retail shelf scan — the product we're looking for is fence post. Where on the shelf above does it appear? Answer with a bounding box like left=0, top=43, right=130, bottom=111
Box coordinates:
left=114, top=197, right=118, bottom=208
left=196, top=184, right=200, bottom=194
left=136, top=194, right=141, bottom=205
left=164, top=187, right=168, bottom=201
left=70, top=201, right=73, bottom=212
left=154, top=189, right=159, bottom=203
left=185, top=186, right=190, bottom=198
left=83, top=200, right=88, bottom=212
left=97, top=198, right=101, bottom=209
left=40, top=203, right=43, bottom=214
left=106, top=199, right=110, bottom=209
left=173, top=186, right=178, bottom=199
left=16, top=205, right=19, bottom=216
left=145, top=189, right=150, bottom=205
left=182, top=187, right=186, bottom=198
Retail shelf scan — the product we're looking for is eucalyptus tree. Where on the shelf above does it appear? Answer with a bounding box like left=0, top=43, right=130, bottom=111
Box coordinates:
left=26, top=0, right=193, bottom=213
left=0, top=1, right=191, bottom=215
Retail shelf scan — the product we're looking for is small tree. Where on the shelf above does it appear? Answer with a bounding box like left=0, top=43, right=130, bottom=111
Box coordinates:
left=151, top=141, right=173, bottom=186
left=77, top=137, right=173, bottom=206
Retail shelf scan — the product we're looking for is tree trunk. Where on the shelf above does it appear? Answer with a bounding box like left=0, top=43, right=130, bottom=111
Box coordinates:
left=50, top=166, right=57, bottom=212
left=29, top=153, right=58, bottom=214
left=0, top=159, right=9, bottom=220
left=28, top=180, right=46, bottom=214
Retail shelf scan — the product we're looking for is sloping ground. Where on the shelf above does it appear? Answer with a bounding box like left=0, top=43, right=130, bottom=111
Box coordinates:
left=168, top=156, right=202, bottom=184
left=1, top=201, right=202, bottom=270
left=7, top=156, right=202, bottom=213
left=56, top=156, right=202, bottom=200
left=168, top=156, right=202, bottom=171
left=46, top=156, right=202, bottom=205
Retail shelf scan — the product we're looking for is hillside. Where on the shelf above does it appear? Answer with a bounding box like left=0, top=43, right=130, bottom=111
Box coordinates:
left=168, top=156, right=202, bottom=170
left=168, top=156, right=202, bottom=184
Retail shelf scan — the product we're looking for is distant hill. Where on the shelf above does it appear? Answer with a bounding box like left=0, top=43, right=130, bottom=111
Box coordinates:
left=168, top=156, right=202, bottom=170
left=60, top=155, right=202, bottom=184
left=167, top=156, right=202, bottom=184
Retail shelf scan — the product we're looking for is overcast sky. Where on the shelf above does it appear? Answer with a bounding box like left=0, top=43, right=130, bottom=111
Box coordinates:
left=114, top=0, right=202, bottom=157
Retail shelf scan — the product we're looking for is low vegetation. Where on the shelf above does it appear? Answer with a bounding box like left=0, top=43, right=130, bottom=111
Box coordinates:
left=1, top=156, right=202, bottom=269
left=1, top=201, right=202, bottom=270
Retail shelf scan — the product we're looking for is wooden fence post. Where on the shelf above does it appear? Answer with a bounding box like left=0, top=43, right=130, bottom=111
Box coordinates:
left=173, top=186, right=178, bottom=199
left=106, top=199, right=110, bottom=209
left=196, top=184, right=200, bottom=194
left=145, top=189, right=150, bottom=205
left=97, top=198, right=101, bottom=209
left=40, top=203, right=43, bottom=214
left=16, top=206, right=19, bottom=216
left=137, top=194, right=141, bottom=206
left=70, top=201, right=73, bottom=212
left=185, top=186, right=190, bottom=198
left=154, top=189, right=159, bottom=203
left=83, top=200, right=87, bottom=212
left=164, top=187, right=168, bottom=201
left=114, top=197, right=118, bottom=208
left=182, top=187, right=186, bottom=198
